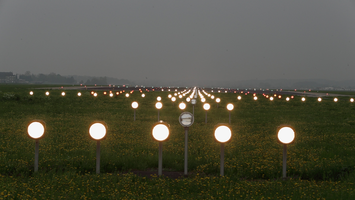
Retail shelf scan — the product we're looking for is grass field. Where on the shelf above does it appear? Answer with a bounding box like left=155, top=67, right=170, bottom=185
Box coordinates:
left=0, top=84, right=355, bottom=199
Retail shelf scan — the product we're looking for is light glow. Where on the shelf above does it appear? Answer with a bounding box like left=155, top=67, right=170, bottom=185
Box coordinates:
left=226, top=103, right=234, bottom=111
left=89, top=123, right=107, bottom=140
left=203, top=103, right=210, bottom=111
left=179, top=102, right=186, bottom=110
left=27, top=121, right=45, bottom=139
left=152, top=123, right=170, bottom=142
left=277, top=127, right=295, bottom=144
left=214, top=125, right=232, bottom=143
left=155, top=102, right=163, bottom=109
left=131, top=101, right=139, bottom=109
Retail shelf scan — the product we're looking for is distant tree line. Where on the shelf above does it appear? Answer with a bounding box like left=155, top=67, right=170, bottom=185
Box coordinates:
left=80, top=77, right=108, bottom=85
left=18, top=71, right=133, bottom=86
left=20, top=71, right=76, bottom=84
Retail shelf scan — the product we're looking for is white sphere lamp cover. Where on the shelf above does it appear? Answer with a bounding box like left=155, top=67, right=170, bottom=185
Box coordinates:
left=155, top=102, right=163, bottom=109
left=152, top=122, right=170, bottom=142
left=131, top=101, right=139, bottom=109
left=227, top=103, right=234, bottom=111
left=179, top=102, right=186, bottom=110
left=89, top=123, right=107, bottom=140
left=277, top=126, right=295, bottom=144
left=214, top=124, right=232, bottom=143
left=203, top=103, right=210, bottom=111
left=27, top=121, right=45, bottom=139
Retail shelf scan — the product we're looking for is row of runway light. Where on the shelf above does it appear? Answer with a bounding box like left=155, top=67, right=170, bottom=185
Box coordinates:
left=27, top=119, right=295, bottom=177
left=29, top=90, right=355, bottom=103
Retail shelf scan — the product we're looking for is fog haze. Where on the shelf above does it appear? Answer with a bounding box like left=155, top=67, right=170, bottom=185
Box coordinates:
left=1, top=0, right=355, bottom=86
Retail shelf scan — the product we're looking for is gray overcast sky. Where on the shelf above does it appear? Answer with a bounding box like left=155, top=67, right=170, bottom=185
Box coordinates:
left=1, top=0, right=355, bottom=84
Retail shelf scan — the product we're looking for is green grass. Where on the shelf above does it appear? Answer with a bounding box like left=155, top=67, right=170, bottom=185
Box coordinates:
left=0, top=84, right=355, bottom=199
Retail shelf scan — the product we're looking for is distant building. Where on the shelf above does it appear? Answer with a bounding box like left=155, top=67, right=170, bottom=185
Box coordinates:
left=0, top=72, right=18, bottom=83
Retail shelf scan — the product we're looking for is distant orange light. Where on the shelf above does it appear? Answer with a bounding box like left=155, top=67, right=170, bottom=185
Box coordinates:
left=278, top=95, right=281, bottom=99
left=103, top=92, right=107, bottom=95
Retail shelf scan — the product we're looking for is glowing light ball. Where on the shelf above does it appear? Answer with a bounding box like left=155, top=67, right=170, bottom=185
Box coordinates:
left=203, top=103, right=210, bottom=111
left=350, top=98, right=354, bottom=103
left=152, top=123, right=170, bottom=142
left=179, top=102, right=186, bottom=110
left=270, top=97, right=274, bottom=101
left=29, top=91, right=34, bottom=95
left=179, top=94, right=183, bottom=99
left=131, top=101, right=139, bottom=109
left=253, top=96, right=258, bottom=100
left=186, top=97, right=191, bottom=102
left=109, top=93, right=113, bottom=97
left=277, top=127, right=295, bottom=144
left=141, top=93, right=145, bottom=98
left=211, top=95, right=215, bottom=99
left=226, top=103, right=234, bottom=111
left=94, top=93, right=98, bottom=97
left=201, top=98, right=206, bottom=103
left=168, top=94, right=172, bottom=98
left=286, top=97, right=290, bottom=101
left=61, top=92, right=65, bottom=96
left=45, top=91, right=50, bottom=96
left=27, top=121, right=45, bottom=139
left=157, top=96, right=162, bottom=101
left=214, top=125, right=232, bottom=143
left=125, top=93, right=130, bottom=97
left=301, top=97, right=306, bottom=102
left=334, top=98, right=338, bottom=102
left=155, top=102, right=163, bottom=109
left=89, top=123, right=107, bottom=140
left=318, top=97, right=322, bottom=102
left=171, top=97, right=176, bottom=102
left=77, top=92, right=82, bottom=97
left=174, top=93, right=177, bottom=96
left=237, top=96, right=242, bottom=100
left=216, top=98, right=221, bottom=103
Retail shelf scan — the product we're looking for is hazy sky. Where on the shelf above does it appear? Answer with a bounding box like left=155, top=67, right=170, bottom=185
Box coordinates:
left=1, top=0, right=355, bottom=84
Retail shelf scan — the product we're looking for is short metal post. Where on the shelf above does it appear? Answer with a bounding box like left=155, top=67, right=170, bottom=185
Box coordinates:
left=158, top=142, right=163, bottom=176
left=217, top=103, right=219, bottom=108
left=229, top=111, right=231, bottom=124
left=34, top=140, right=39, bottom=172
left=96, top=141, right=101, bottom=174
left=184, top=127, right=188, bottom=175
left=205, top=111, right=207, bottom=124
left=283, top=144, right=287, bottom=178
left=220, top=143, right=225, bottom=176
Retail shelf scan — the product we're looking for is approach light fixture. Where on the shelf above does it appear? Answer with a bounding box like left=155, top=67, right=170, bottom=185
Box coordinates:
left=277, top=126, right=295, bottom=179
left=27, top=120, right=46, bottom=172
left=214, top=124, right=232, bottom=176
left=151, top=121, right=170, bottom=176
left=89, top=122, right=107, bottom=174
